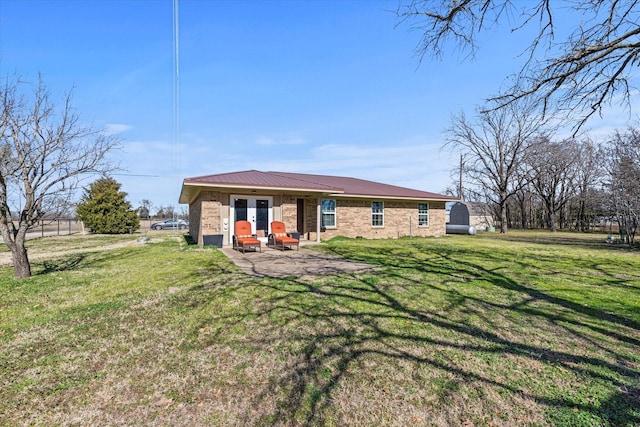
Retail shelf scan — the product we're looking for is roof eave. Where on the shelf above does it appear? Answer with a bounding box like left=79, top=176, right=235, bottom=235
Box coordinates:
left=180, top=181, right=344, bottom=203
left=327, top=193, right=459, bottom=202
left=179, top=181, right=457, bottom=204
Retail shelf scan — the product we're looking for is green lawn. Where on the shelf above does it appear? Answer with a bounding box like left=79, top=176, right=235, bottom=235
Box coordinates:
left=1, top=231, right=638, bottom=426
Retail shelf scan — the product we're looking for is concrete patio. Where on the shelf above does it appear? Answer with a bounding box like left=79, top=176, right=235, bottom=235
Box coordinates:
left=220, top=242, right=377, bottom=278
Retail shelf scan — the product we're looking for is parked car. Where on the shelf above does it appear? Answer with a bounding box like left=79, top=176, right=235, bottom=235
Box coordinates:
left=151, top=219, right=189, bottom=230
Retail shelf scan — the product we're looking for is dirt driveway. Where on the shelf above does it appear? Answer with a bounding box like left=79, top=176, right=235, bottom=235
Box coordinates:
left=0, top=239, right=140, bottom=267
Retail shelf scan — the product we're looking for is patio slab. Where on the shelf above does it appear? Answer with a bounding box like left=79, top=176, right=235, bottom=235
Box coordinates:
left=220, top=243, right=377, bottom=278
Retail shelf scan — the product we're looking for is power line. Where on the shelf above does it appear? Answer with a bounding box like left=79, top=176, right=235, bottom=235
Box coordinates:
left=112, top=173, right=161, bottom=178
left=172, top=0, right=181, bottom=226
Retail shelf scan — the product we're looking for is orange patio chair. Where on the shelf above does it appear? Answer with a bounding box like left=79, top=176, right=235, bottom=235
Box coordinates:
left=269, top=221, right=299, bottom=251
left=233, top=220, right=261, bottom=253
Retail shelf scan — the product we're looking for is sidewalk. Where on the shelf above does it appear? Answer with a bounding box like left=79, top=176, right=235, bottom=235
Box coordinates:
left=220, top=243, right=377, bottom=279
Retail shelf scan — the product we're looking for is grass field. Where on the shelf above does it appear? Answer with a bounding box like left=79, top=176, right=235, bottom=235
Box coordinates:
left=1, top=231, right=638, bottom=426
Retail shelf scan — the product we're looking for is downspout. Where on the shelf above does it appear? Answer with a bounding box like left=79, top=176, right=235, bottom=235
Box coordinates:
left=316, top=198, right=321, bottom=242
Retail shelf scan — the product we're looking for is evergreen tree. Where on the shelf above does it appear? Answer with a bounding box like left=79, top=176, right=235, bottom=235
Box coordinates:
left=76, top=177, right=140, bottom=234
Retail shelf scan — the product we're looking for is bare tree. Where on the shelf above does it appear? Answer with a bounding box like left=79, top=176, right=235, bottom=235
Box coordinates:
left=154, top=205, right=171, bottom=219
left=527, top=137, right=581, bottom=231
left=606, top=127, right=640, bottom=244
left=0, top=75, right=120, bottom=279
left=397, top=0, right=640, bottom=131
left=444, top=100, right=546, bottom=233
left=569, top=187, right=611, bottom=232
left=511, top=183, right=536, bottom=230
left=138, top=199, right=153, bottom=219
left=572, top=140, right=604, bottom=231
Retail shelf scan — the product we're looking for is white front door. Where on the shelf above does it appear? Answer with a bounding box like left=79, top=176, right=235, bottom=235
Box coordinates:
left=230, top=196, right=273, bottom=242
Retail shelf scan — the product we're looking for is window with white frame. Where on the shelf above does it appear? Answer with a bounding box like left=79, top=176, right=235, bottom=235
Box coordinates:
left=371, top=201, right=384, bottom=227
left=418, top=203, right=429, bottom=226
left=321, top=199, right=336, bottom=228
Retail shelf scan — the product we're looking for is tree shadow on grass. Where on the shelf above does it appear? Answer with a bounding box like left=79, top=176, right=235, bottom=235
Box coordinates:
left=37, top=254, right=87, bottom=274
left=188, top=240, right=640, bottom=426
left=328, top=241, right=640, bottom=332
left=235, top=285, right=634, bottom=425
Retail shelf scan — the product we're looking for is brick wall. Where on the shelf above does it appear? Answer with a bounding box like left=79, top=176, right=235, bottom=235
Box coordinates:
left=192, top=191, right=447, bottom=245
left=310, top=198, right=446, bottom=240
left=280, top=195, right=297, bottom=231
left=197, top=191, right=223, bottom=245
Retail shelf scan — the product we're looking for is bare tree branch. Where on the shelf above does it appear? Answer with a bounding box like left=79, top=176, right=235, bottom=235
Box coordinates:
left=397, top=0, right=640, bottom=131
left=443, top=98, right=548, bottom=233
left=0, top=74, right=121, bottom=278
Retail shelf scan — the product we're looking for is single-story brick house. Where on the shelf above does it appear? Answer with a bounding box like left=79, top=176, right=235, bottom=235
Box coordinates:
left=178, top=170, right=458, bottom=246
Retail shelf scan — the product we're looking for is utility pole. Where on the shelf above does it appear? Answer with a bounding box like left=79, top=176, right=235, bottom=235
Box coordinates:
left=458, top=154, right=464, bottom=200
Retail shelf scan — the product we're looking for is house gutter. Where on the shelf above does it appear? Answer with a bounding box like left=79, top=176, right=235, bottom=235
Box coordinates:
left=326, top=193, right=459, bottom=202
left=179, top=182, right=344, bottom=204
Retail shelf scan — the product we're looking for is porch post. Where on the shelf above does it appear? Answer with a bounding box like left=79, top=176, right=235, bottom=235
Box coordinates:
left=316, top=198, right=321, bottom=242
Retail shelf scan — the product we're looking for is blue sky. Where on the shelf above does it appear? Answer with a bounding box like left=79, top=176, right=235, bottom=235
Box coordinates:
left=0, top=0, right=636, bottom=211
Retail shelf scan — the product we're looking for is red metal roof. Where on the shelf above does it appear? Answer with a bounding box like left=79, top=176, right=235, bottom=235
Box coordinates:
left=269, top=171, right=455, bottom=200
left=180, top=170, right=457, bottom=203
left=183, top=170, right=341, bottom=191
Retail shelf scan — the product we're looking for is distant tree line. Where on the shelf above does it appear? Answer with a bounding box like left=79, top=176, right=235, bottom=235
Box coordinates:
left=395, top=0, right=640, bottom=245
left=448, top=107, right=639, bottom=245
left=136, top=199, right=188, bottom=220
